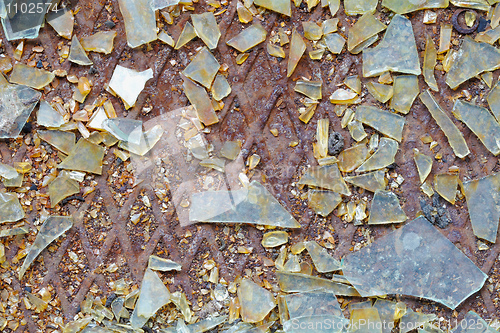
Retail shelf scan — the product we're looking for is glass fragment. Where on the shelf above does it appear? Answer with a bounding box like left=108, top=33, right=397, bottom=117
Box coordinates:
left=366, top=81, right=393, bottom=103
left=324, top=33, right=345, bottom=54
left=382, top=0, right=449, bottom=14
left=423, top=35, right=438, bottom=92
left=414, top=149, right=433, bottom=183
left=344, top=0, right=378, bottom=15
left=37, top=100, right=65, bottom=128
left=254, top=0, right=291, bottom=16
left=49, top=171, right=80, bottom=206
left=118, top=124, right=164, bottom=156
left=109, top=65, right=153, bottom=109
left=192, top=12, right=221, bottom=50
left=354, top=105, right=405, bottom=141
left=81, top=31, right=117, bottom=54
left=10, top=64, right=55, bottom=90
left=344, top=170, right=387, bottom=192
left=0, top=193, right=25, bottom=224
left=58, top=139, right=105, bottom=175
left=356, top=137, right=399, bottom=172
left=298, top=164, right=351, bottom=195
left=368, top=190, right=407, bottom=224
left=276, top=271, right=360, bottom=296
left=183, top=77, right=219, bottom=126
left=262, top=231, right=289, bottom=248
left=118, top=0, right=157, bottom=48
left=338, top=143, right=369, bottom=172
left=47, top=8, right=74, bottom=40
left=438, top=24, right=452, bottom=54
left=348, top=12, right=386, bottom=54
left=68, top=35, right=93, bottom=66
left=344, top=75, right=361, bottom=94
left=307, top=190, right=342, bottom=217
left=38, top=130, right=76, bottom=155
left=212, top=74, right=231, bottom=101
left=103, top=118, right=143, bottom=145
left=148, top=255, right=182, bottom=272
left=175, top=22, right=197, bottom=50
left=304, top=241, right=341, bottom=272
left=287, top=29, right=307, bottom=78
left=238, top=278, right=275, bottom=323
left=294, top=80, right=322, bottom=100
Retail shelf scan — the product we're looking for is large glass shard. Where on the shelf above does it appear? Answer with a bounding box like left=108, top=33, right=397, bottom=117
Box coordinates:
left=343, top=216, right=488, bottom=309
left=118, top=0, right=156, bottom=48
left=382, top=0, right=449, bottom=14
left=58, top=139, right=105, bottom=175
left=390, top=75, right=419, bottom=114
left=363, top=15, right=421, bottom=77
left=182, top=77, right=219, bottom=126
left=324, top=33, right=345, bottom=54
left=182, top=47, right=220, bottom=89
left=304, top=241, right=341, bottom=272
left=452, top=99, right=500, bottom=156
left=414, top=149, right=433, bottom=183
left=356, top=138, right=398, bottom=172
left=423, top=36, right=438, bottom=91
left=10, top=64, right=55, bottom=90
left=189, top=181, right=300, bottom=228
left=130, top=268, right=171, bottom=328
left=344, top=0, right=377, bottom=15
left=0, top=193, right=24, bottom=224
left=238, top=278, right=275, bottom=323
left=276, top=271, right=360, bottom=296
left=338, top=144, right=369, bottom=172
left=463, top=173, right=500, bottom=243
left=38, top=130, right=75, bottom=155
left=68, top=35, right=92, bottom=66
left=435, top=173, right=459, bottom=204
left=262, top=231, right=289, bottom=248
left=366, top=81, right=393, bottom=103
left=227, top=24, right=266, bottom=52
left=192, top=12, right=220, bottom=50
left=148, top=255, right=182, bottom=271
left=419, top=90, right=470, bottom=158
left=446, top=37, right=500, bottom=89
left=0, top=78, right=41, bottom=138
left=298, top=164, right=351, bottom=195
left=254, top=0, right=291, bottom=16
left=109, top=65, right=153, bottom=109
left=118, top=125, right=164, bottom=156
left=307, top=190, right=342, bottom=217
left=487, top=81, right=500, bottom=122
left=175, top=22, right=197, bottom=50
left=295, top=80, right=322, bottom=100
left=81, top=31, right=117, bottom=54
left=49, top=171, right=80, bottom=206
left=37, top=100, right=65, bottom=128
left=348, top=13, right=386, bottom=54
left=19, top=216, right=73, bottom=279
left=368, top=190, right=407, bottom=224
left=287, top=29, right=306, bottom=78
left=103, top=118, right=143, bottom=145
left=354, top=106, right=405, bottom=141
left=0, top=163, right=18, bottom=180
left=1, top=0, right=52, bottom=41
left=450, top=0, right=490, bottom=10
left=46, top=8, right=74, bottom=40
left=344, top=170, right=387, bottom=192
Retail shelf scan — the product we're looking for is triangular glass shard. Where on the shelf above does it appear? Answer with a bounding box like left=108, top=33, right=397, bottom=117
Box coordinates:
left=452, top=99, right=500, bottom=156
left=446, top=37, right=500, bottom=89
left=348, top=12, right=386, bottom=54
left=368, top=190, right=407, bottom=224
left=80, top=31, right=117, bottom=54
left=307, top=189, right=342, bottom=217
left=373, top=299, right=405, bottom=333
left=344, top=75, right=362, bottom=94
left=226, top=23, right=267, bottom=52
left=304, top=241, right=341, bottom=272
left=182, top=76, right=219, bottom=126
left=463, top=173, right=500, bottom=243
left=38, top=130, right=75, bottom=155
left=276, top=271, right=360, bottom=296
left=414, top=149, right=433, bottom=183
left=1, top=1, right=50, bottom=41
left=109, top=65, right=153, bottom=109
left=423, top=35, right=438, bottom=91
left=356, top=137, right=399, bottom=172
left=363, top=15, right=421, bottom=77
left=118, top=124, right=164, bottom=156
left=118, top=0, right=157, bottom=48
left=419, top=90, right=470, bottom=158
left=58, top=139, right=105, bottom=175
left=46, top=8, right=74, bottom=40
left=68, top=35, right=93, bottom=66
left=287, top=29, right=307, bottom=78
left=87, top=107, right=109, bottom=131
left=344, top=170, right=387, bottom=192
left=175, top=22, right=197, bottom=50
left=254, top=0, right=291, bottom=16
left=37, top=100, right=65, bottom=128
left=192, top=12, right=221, bottom=50
left=49, top=171, right=80, bottom=206
left=238, top=278, right=275, bottom=323
left=103, top=118, right=143, bottom=145
left=366, top=81, right=393, bottom=103
left=338, top=143, right=369, bottom=172
left=0, top=193, right=24, bottom=224
left=10, top=64, right=55, bottom=90
left=382, top=0, right=449, bottom=14
left=355, top=106, right=405, bottom=142
left=189, top=181, right=300, bottom=228
left=158, top=30, right=175, bottom=47
left=211, top=74, right=231, bottom=101
left=19, top=216, right=73, bottom=279
left=298, top=164, right=351, bottom=195
left=344, top=0, right=377, bottom=15
left=182, top=47, right=220, bottom=89
left=390, top=75, right=419, bottom=114
left=487, top=80, right=500, bottom=122
left=435, top=173, right=459, bottom=204
left=343, top=216, right=488, bottom=309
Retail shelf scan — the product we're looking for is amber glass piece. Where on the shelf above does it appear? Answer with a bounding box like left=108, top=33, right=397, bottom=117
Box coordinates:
left=338, top=143, right=369, bottom=173
left=356, top=137, right=398, bottom=172
left=434, top=173, right=459, bottom=204
left=423, top=35, right=438, bottom=91
left=175, top=22, right=197, bottom=50
left=262, top=231, right=289, bottom=248
left=0, top=193, right=25, bottom=224
left=276, top=271, right=360, bottom=296
left=414, top=149, right=433, bottom=183
left=304, top=241, right=341, bottom=272
left=344, top=0, right=377, bottom=15
left=81, top=31, right=117, bottom=54
left=344, top=170, right=387, bottom=192
left=182, top=47, right=220, bottom=89
left=287, top=29, right=307, bottom=78
left=38, top=130, right=76, bottom=155
left=49, top=171, right=80, bottom=206
left=118, top=0, right=157, bottom=48
left=366, top=81, right=393, bottom=103
left=368, top=190, right=407, bottom=224
left=10, top=64, right=55, bottom=90
left=355, top=105, right=405, bottom=141
left=298, top=164, right=351, bottom=195
left=58, top=139, right=105, bottom=175
left=238, top=278, right=275, bottom=323
left=382, top=0, right=449, bottom=14
left=182, top=77, right=218, bottom=126
left=307, top=190, right=342, bottom=217
left=348, top=13, right=386, bottom=54
left=192, top=12, right=221, bottom=50
left=254, top=0, right=291, bottom=16
left=390, top=75, right=420, bottom=114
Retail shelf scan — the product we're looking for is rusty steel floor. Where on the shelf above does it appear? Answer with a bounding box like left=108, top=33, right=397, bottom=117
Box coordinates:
left=0, top=0, right=500, bottom=332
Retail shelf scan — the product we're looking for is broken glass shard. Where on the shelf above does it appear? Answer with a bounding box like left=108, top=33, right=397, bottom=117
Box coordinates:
left=49, top=171, right=80, bottom=207
left=0, top=162, right=18, bottom=180
left=38, top=130, right=75, bottom=155
left=344, top=75, right=361, bottom=94
left=344, top=0, right=377, bottom=15
left=1, top=0, right=51, bottom=41
left=343, top=216, right=488, bottom=309
left=68, top=35, right=92, bottom=66
left=287, top=29, right=306, bottom=78
left=438, top=24, right=452, bottom=54
left=354, top=105, right=405, bottom=141
left=390, top=74, right=420, bottom=114
left=19, top=216, right=73, bottom=279
left=192, top=12, right=221, bottom=50
left=47, top=8, right=74, bottom=40
left=237, top=1, right=253, bottom=23
left=363, top=15, right=421, bottom=77
left=118, top=0, right=157, bottom=48
left=227, top=24, right=267, bottom=52
left=463, top=173, right=500, bottom=243
left=3, top=171, right=22, bottom=187
left=400, top=309, right=437, bottom=333
left=424, top=35, right=438, bottom=91
left=37, top=100, right=65, bottom=128
left=200, top=158, right=225, bottom=172
left=303, top=21, right=322, bottom=41
left=366, top=81, right=393, bottom=103
left=368, top=190, right=407, bottom=224
left=276, top=271, right=360, bottom=296
left=189, top=181, right=300, bottom=228
left=373, top=299, right=404, bottom=333
left=158, top=31, right=175, bottom=47
left=175, top=22, right=197, bottom=50
left=10, top=64, right=55, bottom=90
left=450, top=0, right=490, bottom=10
left=356, top=137, right=398, bottom=172
left=0, top=193, right=24, bottom=224
left=350, top=306, right=382, bottom=333
left=183, top=76, right=219, bottom=126
left=238, top=278, right=275, bottom=323
left=183, top=47, right=220, bottom=89
left=268, top=43, right=286, bottom=58
left=109, top=65, right=153, bottom=109
left=446, top=37, right=500, bottom=89
left=324, top=33, right=345, bottom=54
left=344, top=170, right=387, bottom=192
left=382, top=0, right=449, bottom=14
left=103, top=118, right=143, bottom=145
left=419, top=90, right=470, bottom=158
left=308, top=189, right=342, bottom=217
left=298, top=164, right=351, bottom=195
left=284, top=254, right=301, bottom=273
left=58, top=139, right=105, bottom=175
left=262, top=231, right=289, bottom=248
left=476, top=25, right=500, bottom=45
left=118, top=125, right=163, bottom=156
left=254, top=0, right=291, bottom=16
left=414, top=149, right=433, bottom=183
left=220, top=141, right=241, bottom=160
left=162, top=316, right=227, bottom=333
left=0, top=225, right=29, bottom=238
left=211, top=74, right=231, bottom=101
left=452, top=99, right=500, bottom=156
left=294, top=80, right=322, bottom=100
left=329, top=89, right=359, bottom=104
left=451, top=311, right=491, bottom=332
left=81, top=31, right=117, bottom=54
left=348, top=120, right=367, bottom=142
left=151, top=0, right=180, bottom=10
left=304, top=241, right=341, bottom=272
left=348, top=13, right=386, bottom=54
left=338, top=143, right=369, bottom=172
left=481, top=71, right=493, bottom=87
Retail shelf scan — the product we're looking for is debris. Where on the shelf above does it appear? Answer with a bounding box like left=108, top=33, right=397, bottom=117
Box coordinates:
left=10, top=64, right=55, bottom=90
left=420, top=194, right=452, bottom=228
left=49, top=171, right=80, bottom=206
left=37, top=100, right=65, bottom=128
left=0, top=193, right=25, bottom=224
left=452, top=9, right=480, bottom=34
left=38, top=130, right=76, bottom=155
left=338, top=143, right=369, bottom=172
left=324, top=33, right=345, bottom=54
left=329, top=88, right=359, bottom=104
left=81, top=31, right=117, bottom=54
left=414, top=149, right=433, bottom=183
left=262, top=231, right=289, bottom=248
left=109, top=65, right=153, bottom=109
left=298, top=164, right=351, bottom=195
left=68, top=35, right=93, bottom=66
left=287, top=29, right=307, bottom=78
left=47, top=9, right=74, bottom=40
left=434, top=173, right=459, bottom=204
left=307, top=190, right=342, bottom=216
left=58, top=139, right=105, bottom=175
left=175, top=22, right=197, bottom=50
left=355, top=106, right=405, bottom=142
left=212, top=74, right=231, bottom=101
left=368, top=190, right=407, bottom=224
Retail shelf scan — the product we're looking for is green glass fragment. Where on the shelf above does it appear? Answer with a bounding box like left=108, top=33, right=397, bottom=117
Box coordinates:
left=0, top=193, right=24, bottom=224
left=81, top=31, right=117, bottom=54
left=354, top=105, right=405, bottom=141
left=338, top=143, right=369, bottom=172
left=37, top=100, right=65, bottom=128
left=227, top=23, right=267, bottom=53
left=363, top=15, right=421, bottom=77
left=344, top=170, right=387, bottom=192
left=450, top=0, right=491, bottom=10
left=303, top=21, right=323, bottom=41
left=324, top=33, right=345, bottom=54
left=148, top=255, right=182, bottom=271
left=390, top=75, right=419, bottom=114
left=254, top=0, right=291, bottom=16
left=366, top=81, right=393, bottom=103
left=109, top=65, right=153, bottom=109
left=38, top=130, right=76, bottom=155
left=47, top=9, right=74, bottom=40
left=182, top=76, right=219, bottom=126
left=344, top=0, right=377, bottom=15
left=49, top=171, right=80, bottom=206
left=487, top=80, right=500, bottom=123
left=262, top=231, right=289, bottom=248
left=294, top=80, right=322, bottom=100
left=414, top=149, right=433, bottom=183
left=287, top=29, right=307, bottom=78
left=238, top=278, right=275, bottom=323
left=419, top=90, right=470, bottom=158
left=435, top=173, right=459, bottom=204
left=423, top=35, right=438, bottom=92
left=276, top=271, right=360, bottom=296
left=118, top=0, right=157, bottom=48
left=382, top=0, right=449, bottom=14
left=356, top=137, right=398, bottom=172
left=58, top=139, right=105, bottom=175
left=211, top=74, right=231, bottom=101
left=118, top=125, right=164, bottom=156
left=344, top=75, right=361, bottom=94
left=68, top=35, right=92, bottom=66
left=298, top=164, right=351, bottom=195
left=192, top=12, right=221, bottom=50
left=10, top=64, right=55, bottom=90
left=175, top=22, right=197, bottom=50
left=304, top=240, right=341, bottom=272
left=19, top=216, right=73, bottom=279
left=307, top=190, right=342, bottom=217
left=368, top=190, right=407, bottom=224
